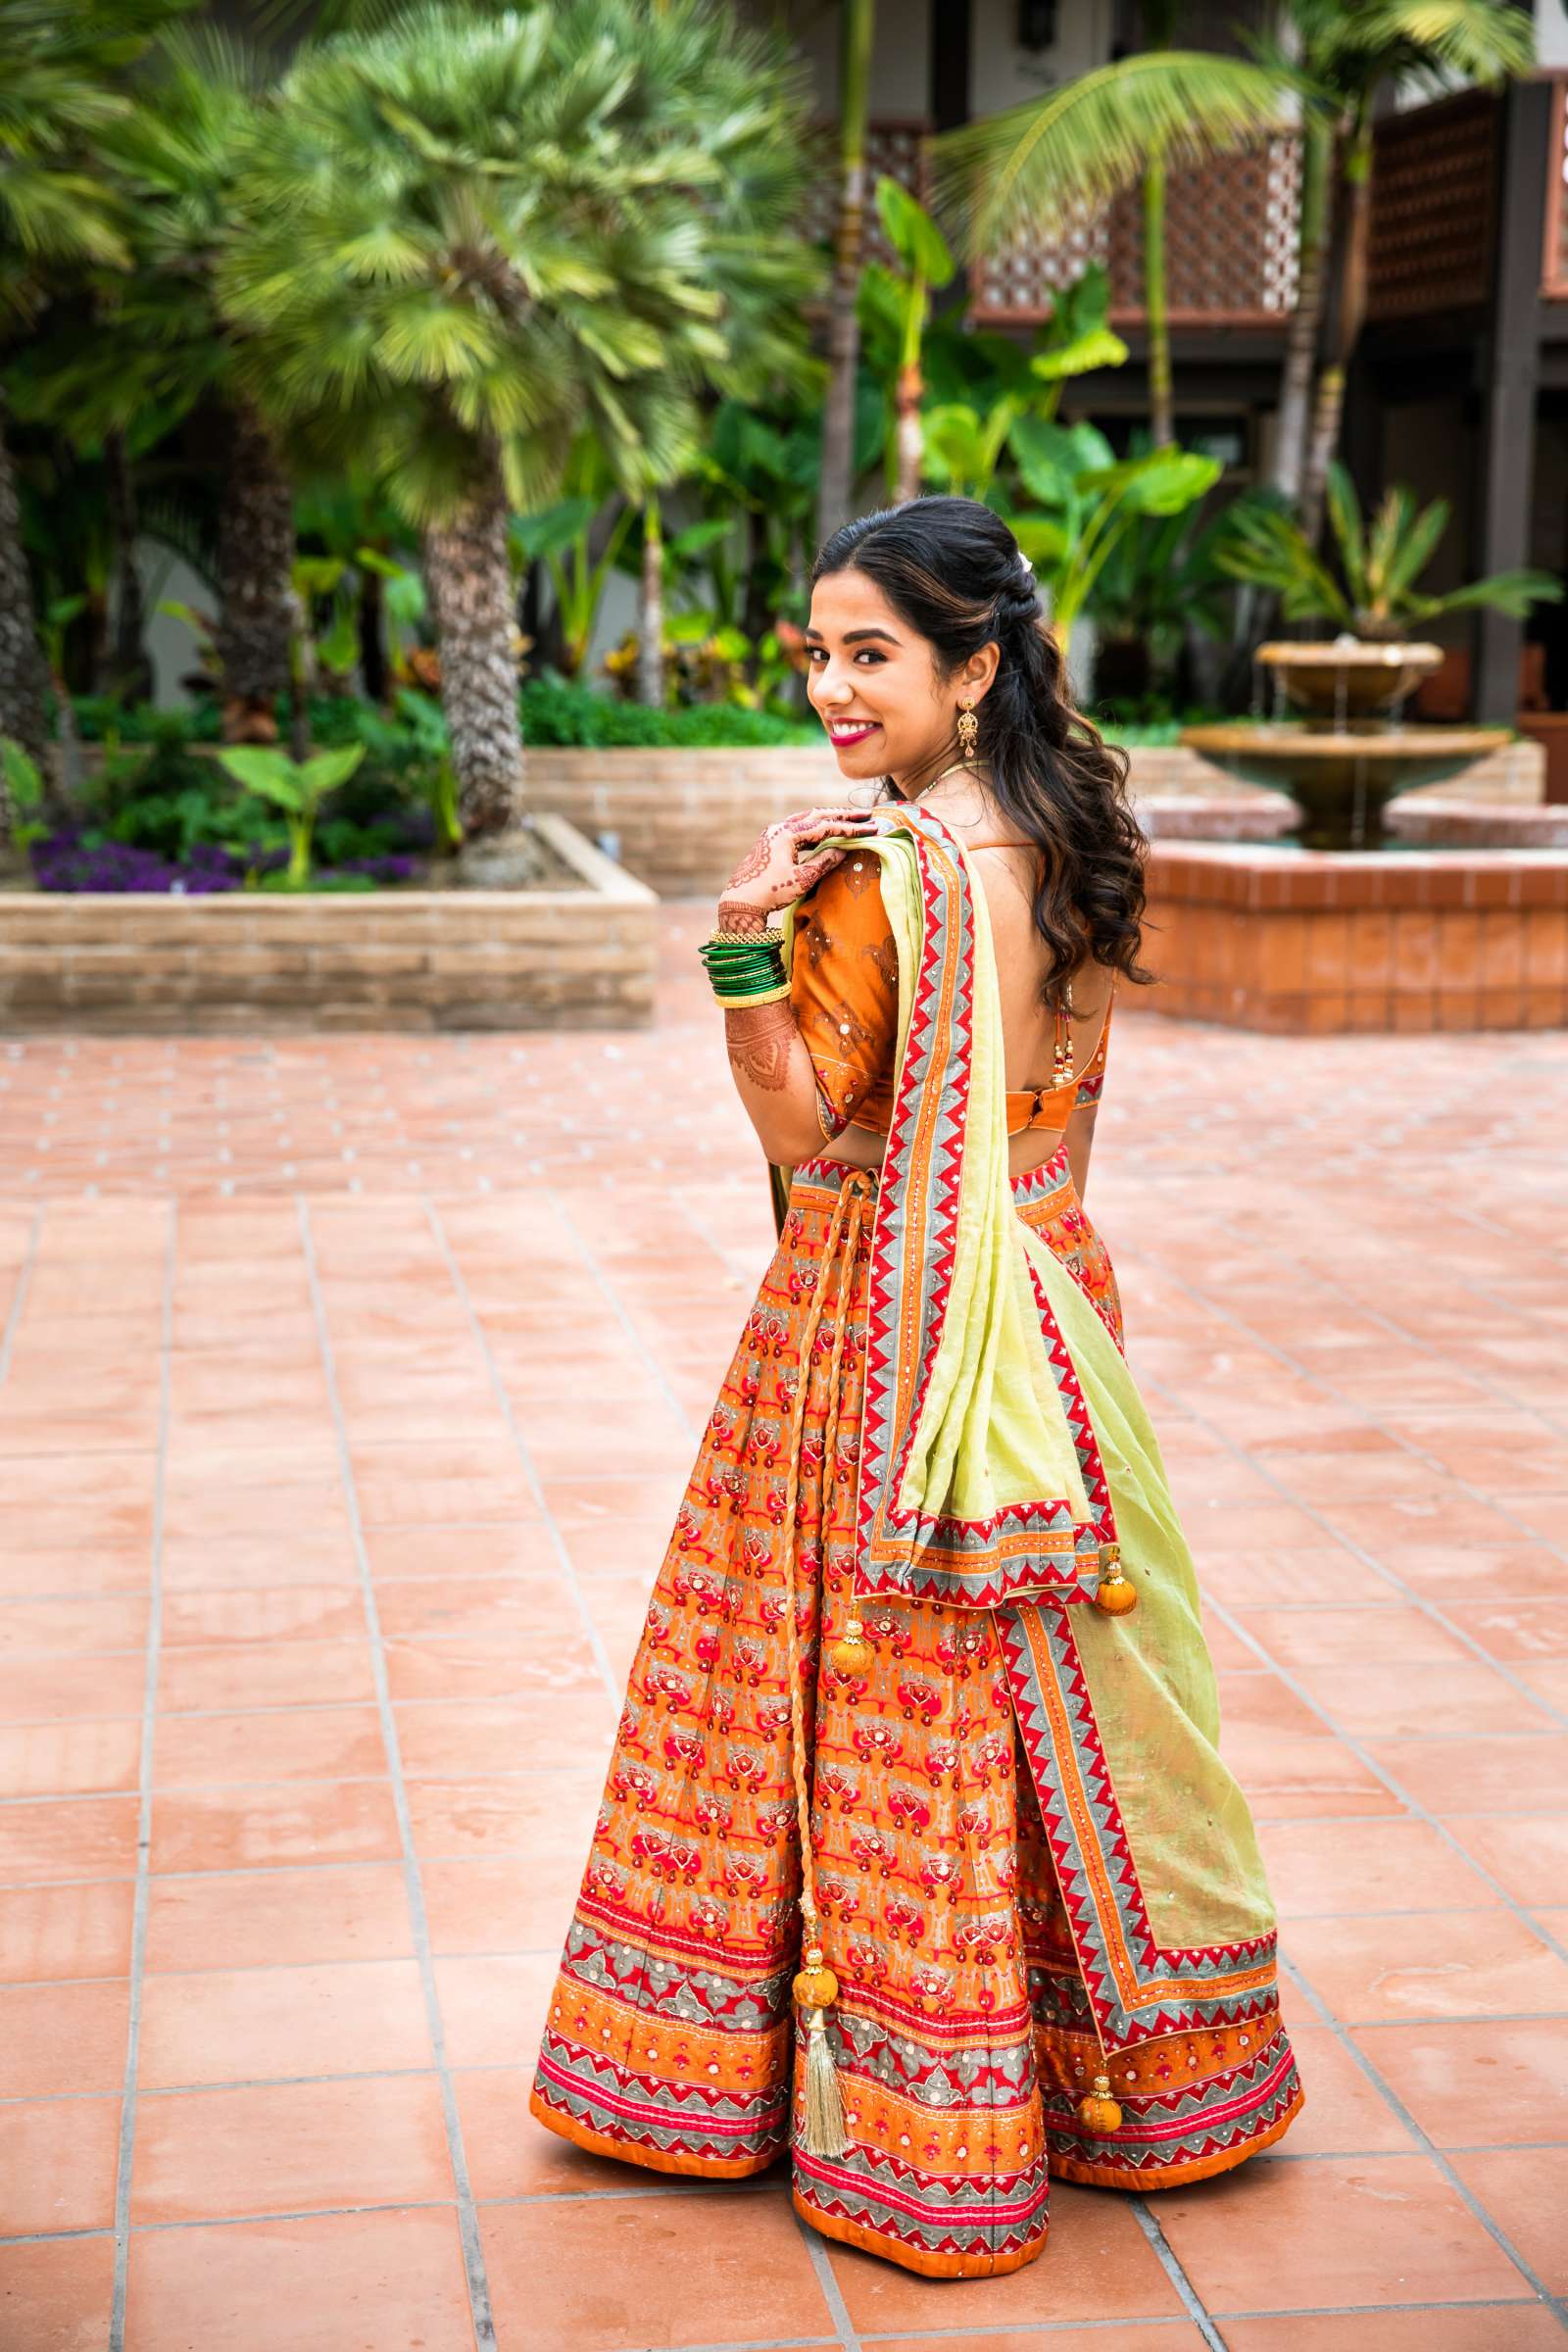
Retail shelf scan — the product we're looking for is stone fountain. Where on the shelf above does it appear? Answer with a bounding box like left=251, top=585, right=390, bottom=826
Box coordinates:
left=1181, top=637, right=1509, bottom=851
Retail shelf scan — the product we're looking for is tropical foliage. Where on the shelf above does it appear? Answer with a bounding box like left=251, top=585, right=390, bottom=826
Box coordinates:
left=0, top=0, right=1553, bottom=890
left=1216, top=462, right=1562, bottom=639
left=1261, top=0, right=1535, bottom=533
left=219, top=0, right=817, bottom=841
left=930, top=44, right=1289, bottom=450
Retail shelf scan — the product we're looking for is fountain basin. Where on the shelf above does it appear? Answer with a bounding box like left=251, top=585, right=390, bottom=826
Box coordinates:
left=1181, top=722, right=1509, bottom=852
left=1256, top=638, right=1443, bottom=719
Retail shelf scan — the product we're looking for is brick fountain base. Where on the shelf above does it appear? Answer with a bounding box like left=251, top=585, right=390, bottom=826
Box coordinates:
left=1129, top=835, right=1568, bottom=1034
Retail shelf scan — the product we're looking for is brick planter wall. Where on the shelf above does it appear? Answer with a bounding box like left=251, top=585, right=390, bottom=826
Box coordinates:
left=526, top=740, right=1545, bottom=897
left=0, top=814, right=658, bottom=1035
left=1128, top=841, right=1568, bottom=1033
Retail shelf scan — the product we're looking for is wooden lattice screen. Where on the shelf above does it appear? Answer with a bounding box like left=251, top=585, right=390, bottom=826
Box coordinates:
left=1365, top=88, right=1498, bottom=319
left=971, top=134, right=1302, bottom=326
left=802, top=121, right=933, bottom=272
left=805, top=122, right=1298, bottom=327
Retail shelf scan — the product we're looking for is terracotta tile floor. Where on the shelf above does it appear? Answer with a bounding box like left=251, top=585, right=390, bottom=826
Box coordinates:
left=2, top=906, right=1567, bottom=2351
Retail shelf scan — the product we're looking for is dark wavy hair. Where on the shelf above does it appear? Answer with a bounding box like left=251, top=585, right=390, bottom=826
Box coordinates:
left=810, top=494, right=1151, bottom=998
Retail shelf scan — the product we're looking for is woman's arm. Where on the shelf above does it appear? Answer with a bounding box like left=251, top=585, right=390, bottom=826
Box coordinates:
left=710, top=807, right=876, bottom=1167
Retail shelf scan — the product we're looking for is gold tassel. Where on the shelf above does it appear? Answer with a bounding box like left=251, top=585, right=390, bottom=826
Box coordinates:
left=1093, top=1541, right=1137, bottom=1616
left=825, top=1617, right=873, bottom=1677
left=1076, top=2071, right=1123, bottom=2134
left=802, top=2005, right=850, bottom=2158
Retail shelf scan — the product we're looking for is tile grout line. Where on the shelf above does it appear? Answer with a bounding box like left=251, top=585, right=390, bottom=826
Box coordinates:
left=1128, top=2196, right=1229, bottom=2352
left=794, top=2213, right=862, bottom=2352
left=1127, top=1306, right=1568, bottom=1974
left=421, top=1198, right=617, bottom=1708
left=1133, top=1362, right=1568, bottom=2325
left=297, top=1195, right=495, bottom=2352
left=0, top=1205, right=42, bottom=1394
left=108, top=1195, right=175, bottom=2351
left=551, top=1193, right=705, bottom=1447
left=1119, top=1230, right=1568, bottom=1741
left=1209, top=1198, right=1568, bottom=1444
left=1277, top=1951, right=1568, bottom=2331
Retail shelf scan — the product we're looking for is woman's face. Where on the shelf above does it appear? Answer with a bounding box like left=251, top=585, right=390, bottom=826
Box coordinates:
left=806, top=568, right=991, bottom=789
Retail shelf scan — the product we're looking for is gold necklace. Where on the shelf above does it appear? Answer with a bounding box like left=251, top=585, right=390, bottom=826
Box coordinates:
left=910, top=759, right=986, bottom=805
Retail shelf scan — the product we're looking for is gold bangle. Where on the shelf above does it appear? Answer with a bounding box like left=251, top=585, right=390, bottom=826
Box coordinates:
left=707, top=928, right=785, bottom=949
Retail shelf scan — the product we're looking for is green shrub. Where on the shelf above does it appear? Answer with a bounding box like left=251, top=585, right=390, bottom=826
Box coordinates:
left=518, top=673, right=818, bottom=749
left=72, top=698, right=221, bottom=745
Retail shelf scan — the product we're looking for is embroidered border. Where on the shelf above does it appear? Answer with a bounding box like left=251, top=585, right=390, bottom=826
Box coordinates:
left=854, top=811, right=1100, bottom=1610
left=999, top=1595, right=1281, bottom=2049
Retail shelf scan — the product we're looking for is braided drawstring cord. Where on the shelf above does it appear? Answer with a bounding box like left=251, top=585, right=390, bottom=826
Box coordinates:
left=774, top=1166, right=873, bottom=2157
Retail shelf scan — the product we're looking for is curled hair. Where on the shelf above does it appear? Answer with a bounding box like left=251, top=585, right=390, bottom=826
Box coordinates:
left=810, top=495, right=1151, bottom=999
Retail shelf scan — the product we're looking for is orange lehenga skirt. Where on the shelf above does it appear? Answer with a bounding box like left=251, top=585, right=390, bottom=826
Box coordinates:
left=529, top=1145, right=1301, bottom=2279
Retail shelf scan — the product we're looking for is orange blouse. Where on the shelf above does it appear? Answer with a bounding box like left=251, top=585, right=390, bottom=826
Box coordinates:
left=790, top=856, right=1110, bottom=1142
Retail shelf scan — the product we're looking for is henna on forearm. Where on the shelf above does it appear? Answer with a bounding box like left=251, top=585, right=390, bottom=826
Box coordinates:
left=724, top=999, right=798, bottom=1092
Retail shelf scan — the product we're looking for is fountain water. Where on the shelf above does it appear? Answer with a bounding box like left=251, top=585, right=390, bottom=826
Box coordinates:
left=1182, top=639, right=1508, bottom=851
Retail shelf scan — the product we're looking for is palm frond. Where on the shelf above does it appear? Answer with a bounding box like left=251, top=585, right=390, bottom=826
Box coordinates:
left=1325, top=462, right=1366, bottom=603
left=931, top=51, right=1290, bottom=258
left=1332, top=0, right=1535, bottom=88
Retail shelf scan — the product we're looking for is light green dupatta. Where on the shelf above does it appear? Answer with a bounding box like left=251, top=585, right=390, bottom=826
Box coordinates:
left=790, top=806, right=1279, bottom=2011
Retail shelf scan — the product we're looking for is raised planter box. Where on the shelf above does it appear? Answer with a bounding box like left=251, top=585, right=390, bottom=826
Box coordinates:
left=1126, top=841, right=1568, bottom=1033
left=526, top=739, right=1546, bottom=898
left=0, top=812, right=657, bottom=1035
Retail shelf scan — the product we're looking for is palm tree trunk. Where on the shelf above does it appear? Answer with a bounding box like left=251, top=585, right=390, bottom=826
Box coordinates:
left=893, top=361, right=925, bottom=502
left=105, top=431, right=152, bottom=702
left=358, top=564, right=387, bottom=705
left=0, top=405, right=52, bottom=784
left=1270, top=113, right=1333, bottom=508
left=423, top=450, right=523, bottom=840
left=1144, top=151, right=1173, bottom=449
left=637, top=498, right=663, bottom=708
left=815, top=0, right=874, bottom=550
left=1301, top=119, right=1373, bottom=546
left=215, top=400, right=296, bottom=741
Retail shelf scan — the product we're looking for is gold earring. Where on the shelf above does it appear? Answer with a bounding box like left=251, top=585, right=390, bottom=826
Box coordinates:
left=956, top=699, right=978, bottom=760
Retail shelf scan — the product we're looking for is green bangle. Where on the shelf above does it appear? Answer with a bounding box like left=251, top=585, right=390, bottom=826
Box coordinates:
left=712, top=979, right=792, bottom=1009
left=700, top=940, right=785, bottom=966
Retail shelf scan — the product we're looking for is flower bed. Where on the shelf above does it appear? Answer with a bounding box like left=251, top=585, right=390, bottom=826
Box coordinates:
left=0, top=813, right=656, bottom=1034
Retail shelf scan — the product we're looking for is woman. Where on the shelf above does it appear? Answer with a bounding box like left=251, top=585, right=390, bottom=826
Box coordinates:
left=530, top=496, right=1302, bottom=2280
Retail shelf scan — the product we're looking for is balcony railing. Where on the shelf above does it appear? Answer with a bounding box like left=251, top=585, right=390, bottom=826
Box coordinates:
left=809, top=118, right=1302, bottom=329
left=822, top=88, right=1561, bottom=334
left=973, top=135, right=1303, bottom=327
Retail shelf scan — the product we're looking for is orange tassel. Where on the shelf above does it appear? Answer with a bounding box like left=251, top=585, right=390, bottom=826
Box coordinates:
left=1077, top=2072, right=1123, bottom=2133
left=1093, top=1542, right=1137, bottom=1616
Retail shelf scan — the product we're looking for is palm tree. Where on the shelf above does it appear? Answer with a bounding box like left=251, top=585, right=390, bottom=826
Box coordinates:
left=222, top=1, right=815, bottom=841
left=1288, top=0, right=1534, bottom=540
left=931, top=41, right=1288, bottom=454
left=32, top=30, right=298, bottom=737
left=816, top=0, right=875, bottom=547
left=0, top=0, right=157, bottom=774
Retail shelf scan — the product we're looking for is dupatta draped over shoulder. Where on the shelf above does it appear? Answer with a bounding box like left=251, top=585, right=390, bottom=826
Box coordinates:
left=785, top=806, right=1120, bottom=1609
left=788, top=805, right=1281, bottom=2010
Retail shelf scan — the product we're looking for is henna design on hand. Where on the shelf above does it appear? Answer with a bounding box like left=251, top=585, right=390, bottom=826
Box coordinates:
left=717, top=808, right=877, bottom=920
left=724, top=1000, right=797, bottom=1093
left=725, top=832, right=775, bottom=889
